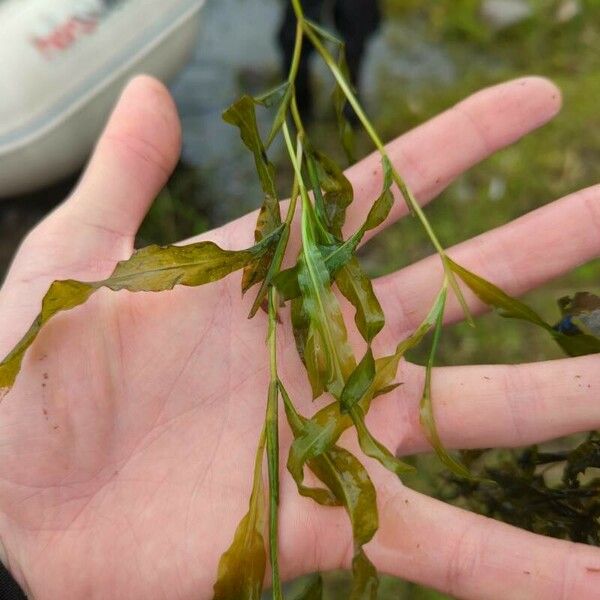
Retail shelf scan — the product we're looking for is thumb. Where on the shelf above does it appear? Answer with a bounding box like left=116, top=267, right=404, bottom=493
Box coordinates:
left=0, top=75, right=181, bottom=353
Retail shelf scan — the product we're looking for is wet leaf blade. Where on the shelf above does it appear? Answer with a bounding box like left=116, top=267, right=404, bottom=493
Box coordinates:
left=418, top=287, right=473, bottom=480
left=264, top=82, right=293, bottom=147
left=298, top=243, right=356, bottom=399
left=281, top=382, right=379, bottom=584
left=0, top=281, right=94, bottom=392
left=0, top=233, right=281, bottom=393
left=351, top=405, right=415, bottom=478
left=213, top=434, right=266, bottom=600
left=553, top=332, right=600, bottom=357
left=341, top=348, right=376, bottom=413
left=336, top=258, right=385, bottom=343
left=446, top=258, right=548, bottom=328
left=331, top=46, right=356, bottom=163
left=223, top=95, right=282, bottom=294
left=248, top=223, right=291, bottom=318
left=350, top=548, right=379, bottom=600
left=266, top=380, right=282, bottom=600
left=448, top=259, right=600, bottom=356
left=308, top=151, right=354, bottom=238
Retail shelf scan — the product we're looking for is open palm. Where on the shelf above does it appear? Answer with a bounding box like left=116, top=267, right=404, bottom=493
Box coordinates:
left=0, top=76, right=599, bottom=600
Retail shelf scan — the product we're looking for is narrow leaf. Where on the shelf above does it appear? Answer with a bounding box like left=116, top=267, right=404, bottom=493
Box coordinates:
left=305, top=19, right=344, bottom=46
left=266, top=83, right=293, bottom=148
left=341, top=348, right=376, bottom=413
left=331, top=46, right=356, bottom=163
left=223, top=96, right=282, bottom=294
left=350, top=404, right=415, bottom=478
left=266, top=379, right=282, bottom=600
left=308, top=151, right=354, bottom=238
left=350, top=548, right=379, bottom=600
left=281, top=383, right=380, bottom=596
left=447, top=258, right=600, bottom=356
left=248, top=223, right=291, bottom=318
left=418, top=287, right=473, bottom=480
left=336, top=258, right=386, bottom=343
left=297, top=245, right=356, bottom=399
left=446, top=258, right=547, bottom=327
left=213, top=433, right=266, bottom=600
left=0, top=231, right=282, bottom=394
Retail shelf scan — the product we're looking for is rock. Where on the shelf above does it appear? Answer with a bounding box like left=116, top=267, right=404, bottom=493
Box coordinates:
left=481, top=0, right=533, bottom=30
left=556, top=0, right=581, bottom=23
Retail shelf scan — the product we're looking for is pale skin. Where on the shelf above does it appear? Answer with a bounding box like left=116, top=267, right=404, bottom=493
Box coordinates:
left=0, top=75, right=599, bottom=600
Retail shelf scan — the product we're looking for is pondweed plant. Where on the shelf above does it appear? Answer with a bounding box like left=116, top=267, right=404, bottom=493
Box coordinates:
left=1, top=2, right=600, bottom=599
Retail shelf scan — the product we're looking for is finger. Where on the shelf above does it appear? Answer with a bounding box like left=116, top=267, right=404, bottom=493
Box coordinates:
left=224, top=76, right=561, bottom=248
left=367, top=485, right=600, bottom=599
left=374, top=184, right=600, bottom=335
left=0, top=76, right=180, bottom=351
left=56, top=75, right=182, bottom=256
left=342, top=76, right=562, bottom=240
left=8, top=75, right=181, bottom=283
left=363, top=355, right=600, bottom=456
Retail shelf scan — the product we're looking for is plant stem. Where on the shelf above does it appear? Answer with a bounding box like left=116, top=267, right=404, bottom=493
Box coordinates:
left=288, top=3, right=473, bottom=321
left=288, top=21, right=304, bottom=86
left=267, top=287, right=283, bottom=600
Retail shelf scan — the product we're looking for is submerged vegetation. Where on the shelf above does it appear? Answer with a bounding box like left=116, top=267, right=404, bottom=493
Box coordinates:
left=1, top=2, right=599, bottom=599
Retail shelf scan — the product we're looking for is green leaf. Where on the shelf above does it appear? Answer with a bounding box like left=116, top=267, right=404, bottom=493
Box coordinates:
left=446, top=258, right=547, bottom=327
left=324, top=158, right=394, bottom=273
left=0, top=231, right=281, bottom=394
left=447, top=258, right=600, bottom=357
left=341, top=348, right=376, bottom=413
left=418, top=287, right=473, bottom=480
left=307, top=151, right=354, bottom=239
left=297, top=245, right=356, bottom=399
left=283, top=407, right=341, bottom=507
left=320, top=155, right=393, bottom=274
left=554, top=332, right=600, bottom=357
left=281, top=383, right=380, bottom=596
left=266, top=84, right=293, bottom=148
left=273, top=266, right=301, bottom=301
left=362, top=156, right=395, bottom=232
left=336, top=258, right=386, bottom=343
left=331, top=46, right=356, bottom=163
left=305, top=19, right=344, bottom=46
left=284, top=294, right=445, bottom=489
left=275, top=259, right=386, bottom=345
left=350, top=548, right=379, bottom=600
left=223, top=95, right=278, bottom=202
left=371, top=286, right=449, bottom=395
left=253, top=81, right=290, bottom=108
left=213, top=432, right=266, bottom=600
left=223, top=96, right=282, bottom=295
left=350, top=404, right=415, bottom=478
left=282, top=382, right=367, bottom=511
left=247, top=223, right=291, bottom=319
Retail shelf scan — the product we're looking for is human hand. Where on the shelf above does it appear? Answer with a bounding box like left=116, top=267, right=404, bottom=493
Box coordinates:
left=0, top=75, right=598, bottom=599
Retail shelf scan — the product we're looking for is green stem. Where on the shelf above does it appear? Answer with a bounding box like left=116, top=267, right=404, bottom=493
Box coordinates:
left=282, top=122, right=326, bottom=241
left=288, top=21, right=304, bottom=86
left=289, top=5, right=473, bottom=321
left=267, top=288, right=283, bottom=600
